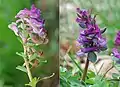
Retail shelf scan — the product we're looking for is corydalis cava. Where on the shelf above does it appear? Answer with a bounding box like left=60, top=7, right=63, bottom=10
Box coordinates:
left=76, top=8, right=107, bottom=57
left=8, top=4, right=48, bottom=44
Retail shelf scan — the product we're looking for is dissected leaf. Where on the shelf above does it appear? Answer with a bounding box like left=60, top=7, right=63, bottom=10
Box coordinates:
left=25, top=77, right=39, bottom=87
left=16, top=52, right=26, bottom=58
left=16, top=65, right=27, bottom=73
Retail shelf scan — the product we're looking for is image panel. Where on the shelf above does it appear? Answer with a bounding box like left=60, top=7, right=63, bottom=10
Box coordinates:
left=60, top=0, right=120, bottom=87
left=0, top=0, right=59, bottom=87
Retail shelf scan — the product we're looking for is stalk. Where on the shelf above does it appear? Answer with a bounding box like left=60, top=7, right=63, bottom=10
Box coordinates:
left=81, top=56, right=89, bottom=81
left=23, top=46, right=33, bottom=82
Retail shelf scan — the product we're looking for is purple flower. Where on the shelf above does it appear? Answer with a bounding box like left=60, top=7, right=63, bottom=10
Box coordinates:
left=115, top=31, right=120, bottom=46
left=8, top=22, right=19, bottom=36
left=112, top=48, right=120, bottom=59
left=8, top=4, right=48, bottom=44
left=112, top=31, right=120, bottom=59
left=15, top=4, right=41, bottom=19
left=76, top=8, right=107, bottom=56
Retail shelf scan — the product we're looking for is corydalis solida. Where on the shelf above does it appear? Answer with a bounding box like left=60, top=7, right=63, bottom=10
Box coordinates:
left=8, top=4, right=49, bottom=85
left=112, top=31, right=120, bottom=59
left=76, top=8, right=107, bottom=57
left=8, top=4, right=48, bottom=44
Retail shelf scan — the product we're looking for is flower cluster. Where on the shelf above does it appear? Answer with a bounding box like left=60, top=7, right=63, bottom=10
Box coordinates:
left=8, top=4, right=48, bottom=44
left=112, top=31, right=120, bottom=59
left=76, top=8, right=107, bottom=56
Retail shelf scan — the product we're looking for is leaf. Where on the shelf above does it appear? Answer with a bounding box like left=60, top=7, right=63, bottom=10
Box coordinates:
left=17, top=37, right=23, bottom=44
left=91, top=77, right=108, bottom=87
left=87, top=70, right=95, bottom=78
left=112, top=73, right=120, bottom=79
left=68, top=52, right=83, bottom=74
left=39, top=60, right=48, bottom=64
left=16, top=52, right=26, bottom=58
left=16, top=65, right=27, bottom=73
left=60, top=66, right=67, bottom=72
left=25, top=77, right=39, bottom=87
left=29, top=53, right=38, bottom=61
left=88, top=52, right=97, bottom=63
left=85, top=78, right=95, bottom=84
left=114, top=63, right=120, bottom=71
left=26, top=42, right=35, bottom=47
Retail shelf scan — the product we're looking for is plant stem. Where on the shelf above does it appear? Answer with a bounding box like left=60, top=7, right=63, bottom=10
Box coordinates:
left=82, top=56, right=89, bottom=81
left=23, top=46, right=33, bottom=82
left=68, top=52, right=83, bottom=74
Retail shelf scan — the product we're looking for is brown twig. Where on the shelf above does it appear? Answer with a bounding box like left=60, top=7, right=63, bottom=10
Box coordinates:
left=102, top=65, right=114, bottom=80
left=81, top=56, right=89, bottom=81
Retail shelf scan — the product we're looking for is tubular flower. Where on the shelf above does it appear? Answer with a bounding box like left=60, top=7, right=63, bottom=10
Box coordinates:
left=115, top=31, right=120, bottom=46
left=76, top=8, right=107, bottom=57
left=8, top=4, right=48, bottom=44
left=112, top=31, right=120, bottom=59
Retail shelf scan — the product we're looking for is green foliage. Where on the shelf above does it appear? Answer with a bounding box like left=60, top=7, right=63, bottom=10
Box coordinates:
left=114, top=63, right=120, bottom=71
left=68, top=52, right=83, bottom=74
left=60, top=67, right=85, bottom=87
left=90, top=76, right=109, bottom=87
left=60, top=52, right=120, bottom=87
left=26, top=77, right=39, bottom=87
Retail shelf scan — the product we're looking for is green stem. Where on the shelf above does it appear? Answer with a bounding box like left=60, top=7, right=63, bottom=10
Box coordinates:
left=68, top=52, right=83, bottom=74
left=82, top=56, right=89, bottom=81
left=23, top=46, right=33, bottom=82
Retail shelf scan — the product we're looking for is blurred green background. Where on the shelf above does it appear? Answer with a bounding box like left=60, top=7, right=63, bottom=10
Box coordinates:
left=0, top=0, right=59, bottom=87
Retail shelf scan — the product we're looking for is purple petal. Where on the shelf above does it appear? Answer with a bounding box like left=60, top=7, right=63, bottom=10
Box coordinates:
left=81, top=47, right=97, bottom=53
left=115, top=31, right=120, bottom=46
left=8, top=22, right=19, bottom=36
left=112, top=48, right=120, bottom=59
left=76, top=50, right=85, bottom=57
left=30, top=4, right=41, bottom=18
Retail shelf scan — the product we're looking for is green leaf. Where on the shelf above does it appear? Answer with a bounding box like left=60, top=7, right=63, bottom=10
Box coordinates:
left=112, top=73, right=119, bottom=79
left=16, top=52, right=26, bottom=58
left=26, top=42, right=35, bottom=47
left=39, top=60, right=48, bottom=64
left=87, top=70, right=96, bottom=78
left=85, top=78, right=95, bottom=84
left=29, top=53, right=38, bottom=61
left=16, top=65, right=27, bottom=73
left=88, top=52, right=97, bottom=63
left=25, top=77, right=39, bottom=87
left=60, top=66, right=67, bottom=72
left=17, top=37, right=23, bottom=44
left=68, top=52, right=83, bottom=74
left=115, top=63, right=120, bottom=71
